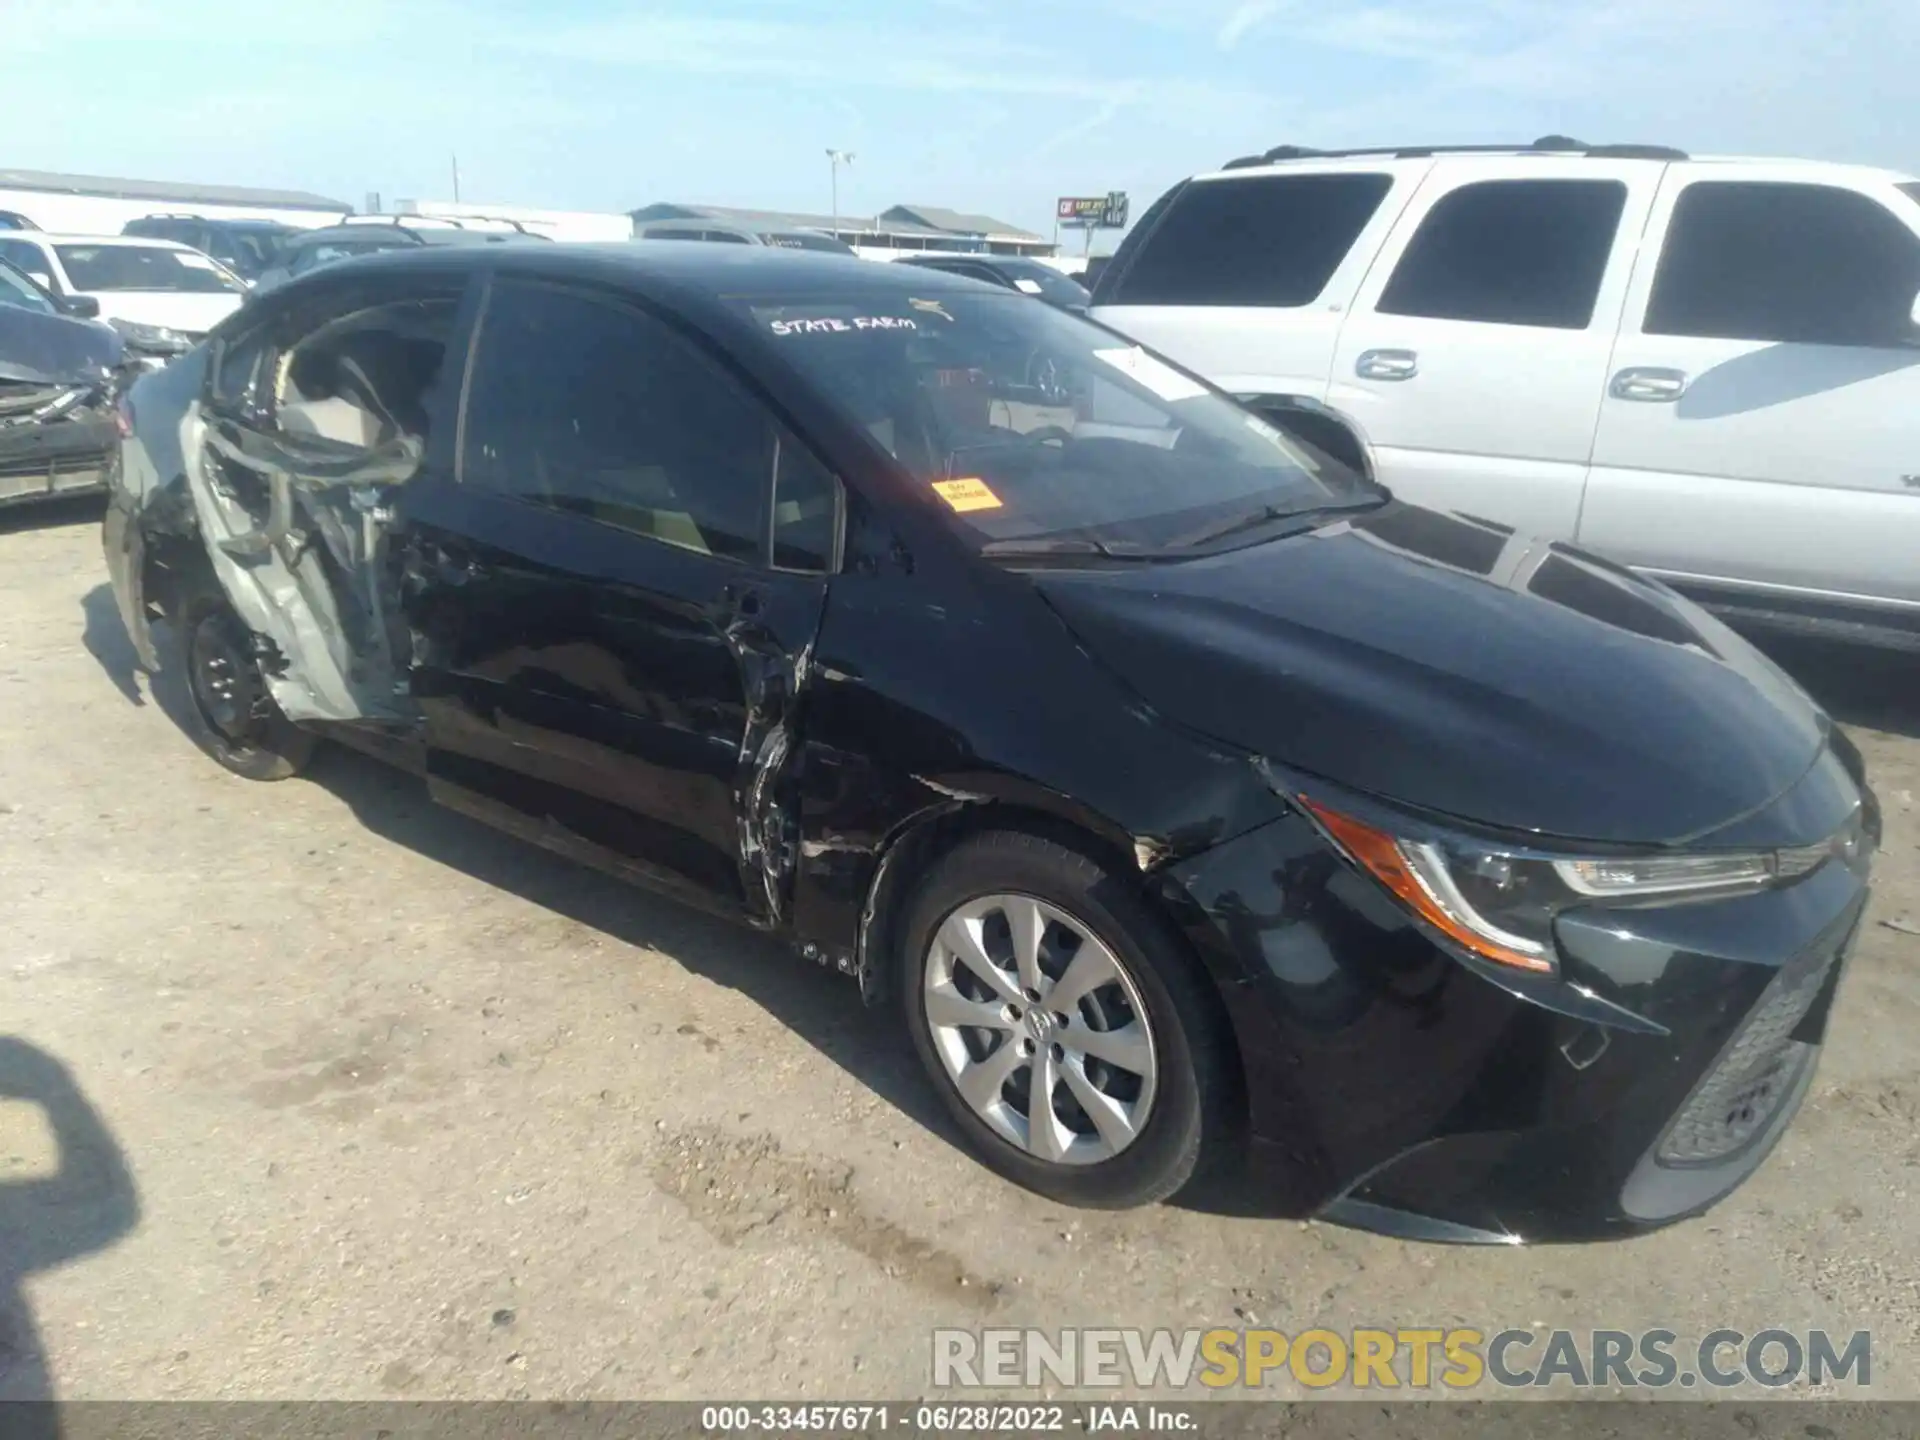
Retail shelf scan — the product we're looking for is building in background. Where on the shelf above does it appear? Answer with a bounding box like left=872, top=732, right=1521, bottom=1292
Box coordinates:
left=629, top=201, right=1054, bottom=259
left=0, top=169, right=349, bottom=236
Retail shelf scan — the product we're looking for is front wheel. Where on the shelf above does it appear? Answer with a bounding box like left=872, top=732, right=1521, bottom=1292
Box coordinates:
left=899, top=831, right=1232, bottom=1209
left=168, top=587, right=317, bottom=781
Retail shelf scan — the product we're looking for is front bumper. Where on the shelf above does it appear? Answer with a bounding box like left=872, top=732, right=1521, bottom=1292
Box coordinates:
left=1168, top=766, right=1874, bottom=1243
left=0, top=407, right=117, bottom=506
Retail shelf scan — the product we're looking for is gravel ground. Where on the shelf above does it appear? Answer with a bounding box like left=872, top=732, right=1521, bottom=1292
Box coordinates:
left=1, top=500, right=1916, bottom=1405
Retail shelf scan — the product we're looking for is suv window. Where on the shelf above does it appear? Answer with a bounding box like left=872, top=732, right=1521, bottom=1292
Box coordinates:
left=462, top=280, right=777, bottom=565
left=1105, top=172, right=1393, bottom=307
left=1645, top=181, right=1920, bottom=346
left=1377, top=179, right=1627, bottom=329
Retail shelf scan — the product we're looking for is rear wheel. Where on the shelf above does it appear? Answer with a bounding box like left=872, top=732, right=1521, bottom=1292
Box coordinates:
left=169, top=588, right=317, bottom=781
left=899, top=831, right=1231, bottom=1209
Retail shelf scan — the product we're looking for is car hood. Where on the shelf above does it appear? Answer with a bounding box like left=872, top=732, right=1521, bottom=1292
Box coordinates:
left=0, top=305, right=123, bottom=386
left=84, top=291, right=242, bottom=335
left=1032, top=502, right=1828, bottom=845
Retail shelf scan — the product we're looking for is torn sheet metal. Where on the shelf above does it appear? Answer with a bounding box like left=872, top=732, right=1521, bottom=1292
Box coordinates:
left=182, top=406, right=420, bottom=724
left=0, top=307, right=125, bottom=506
left=731, top=637, right=814, bottom=927
left=0, top=306, right=122, bottom=391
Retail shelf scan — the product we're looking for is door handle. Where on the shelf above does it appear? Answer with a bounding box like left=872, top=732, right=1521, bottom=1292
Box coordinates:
left=722, top=582, right=763, bottom=618
left=1355, top=348, right=1418, bottom=381
left=1609, top=367, right=1689, bottom=402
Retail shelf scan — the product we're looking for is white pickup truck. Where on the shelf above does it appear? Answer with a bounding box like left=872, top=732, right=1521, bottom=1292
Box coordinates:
left=1092, top=138, right=1920, bottom=651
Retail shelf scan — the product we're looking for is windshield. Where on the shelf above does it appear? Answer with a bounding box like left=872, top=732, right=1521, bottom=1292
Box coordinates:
left=55, top=244, right=245, bottom=294
left=736, top=288, right=1376, bottom=552
left=291, top=235, right=414, bottom=273
left=219, top=229, right=291, bottom=278
left=0, top=261, right=57, bottom=315
left=993, top=258, right=1091, bottom=307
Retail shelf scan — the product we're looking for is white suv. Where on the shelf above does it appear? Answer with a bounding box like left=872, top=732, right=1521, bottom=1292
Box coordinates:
left=1091, top=138, right=1920, bottom=651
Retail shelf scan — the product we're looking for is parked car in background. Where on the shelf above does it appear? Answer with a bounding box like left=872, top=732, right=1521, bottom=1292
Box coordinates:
left=895, top=253, right=1091, bottom=311
left=251, top=216, right=548, bottom=294
left=105, top=243, right=1877, bottom=1239
left=633, top=220, right=856, bottom=255
left=122, top=214, right=299, bottom=283
left=1092, top=137, right=1920, bottom=651
left=0, top=257, right=128, bottom=506
left=0, top=210, right=38, bottom=231
left=0, top=232, right=246, bottom=367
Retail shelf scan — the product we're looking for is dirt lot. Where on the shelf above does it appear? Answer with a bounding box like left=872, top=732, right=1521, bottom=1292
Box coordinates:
left=1, top=500, right=1917, bottom=1404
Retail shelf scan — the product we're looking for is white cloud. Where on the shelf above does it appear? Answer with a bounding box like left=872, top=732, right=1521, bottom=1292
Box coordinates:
left=1217, top=1, right=1282, bottom=50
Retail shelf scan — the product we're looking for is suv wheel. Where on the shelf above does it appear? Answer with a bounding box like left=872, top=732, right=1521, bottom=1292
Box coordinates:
left=899, top=831, right=1230, bottom=1209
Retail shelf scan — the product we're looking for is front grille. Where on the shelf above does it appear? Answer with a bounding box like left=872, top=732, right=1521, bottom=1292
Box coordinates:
left=1656, top=939, right=1839, bottom=1166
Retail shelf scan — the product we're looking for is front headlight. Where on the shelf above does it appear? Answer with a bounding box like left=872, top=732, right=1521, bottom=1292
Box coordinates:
left=1300, top=797, right=1831, bottom=975
left=107, top=318, right=192, bottom=353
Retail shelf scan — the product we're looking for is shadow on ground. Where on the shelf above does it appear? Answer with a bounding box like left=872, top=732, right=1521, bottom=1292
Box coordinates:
left=79, top=584, right=144, bottom=708
left=0, top=1039, right=139, bottom=1429
left=83, top=592, right=971, bottom=1171
left=0, top=496, right=105, bottom=539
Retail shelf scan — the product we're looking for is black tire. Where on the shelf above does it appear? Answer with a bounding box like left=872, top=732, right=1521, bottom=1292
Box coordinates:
left=899, top=830, right=1233, bottom=1209
left=167, top=585, right=317, bottom=782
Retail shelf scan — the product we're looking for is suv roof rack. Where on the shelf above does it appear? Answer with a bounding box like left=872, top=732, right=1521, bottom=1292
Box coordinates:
left=341, top=214, right=466, bottom=229
left=342, top=212, right=539, bottom=235
left=1219, top=136, right=1689, bottom=169
left=131, top=212, right=296, bottom=224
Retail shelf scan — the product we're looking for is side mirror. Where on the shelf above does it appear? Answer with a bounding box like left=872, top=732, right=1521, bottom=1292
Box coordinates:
left=62, top=294, right=101, bottom=319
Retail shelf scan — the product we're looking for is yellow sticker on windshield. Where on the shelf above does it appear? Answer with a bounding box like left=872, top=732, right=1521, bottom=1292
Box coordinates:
left=931, top=477, right=1003, bottom=513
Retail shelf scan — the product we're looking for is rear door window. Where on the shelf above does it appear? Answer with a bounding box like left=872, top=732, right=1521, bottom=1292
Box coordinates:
left=461, top=279, right=780, bottom=565
left=1104, top=172, right=1393, bottom=307
left=1644, top=181, right=1920, bottom=346
left=1377, top=179, right=1628, bottom=329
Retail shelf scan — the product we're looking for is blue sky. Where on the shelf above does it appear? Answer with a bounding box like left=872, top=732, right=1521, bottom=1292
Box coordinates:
left=6, top=0, right=1916, bottom=244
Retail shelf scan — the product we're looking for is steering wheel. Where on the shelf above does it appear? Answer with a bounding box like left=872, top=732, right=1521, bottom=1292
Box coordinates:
left=1021, top=425, right=1074, bottom=449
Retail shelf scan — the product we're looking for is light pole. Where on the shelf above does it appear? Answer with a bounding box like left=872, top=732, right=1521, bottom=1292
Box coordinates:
left=826, top=149, right=854, bottom=242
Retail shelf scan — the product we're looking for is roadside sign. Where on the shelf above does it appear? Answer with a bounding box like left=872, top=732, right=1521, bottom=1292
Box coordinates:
left=1055, top=192, right=1129, bottom=229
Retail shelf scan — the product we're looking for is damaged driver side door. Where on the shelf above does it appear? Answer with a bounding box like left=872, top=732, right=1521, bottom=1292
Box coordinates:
left=396, top=275, right=840, bottom=925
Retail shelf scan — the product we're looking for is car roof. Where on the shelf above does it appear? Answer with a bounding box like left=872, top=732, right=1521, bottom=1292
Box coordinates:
left=322, top=240, right=989, bottom=293
left=130, top=215, right=293, bottom=229
left=273, top=241, right=1000, bottom=324
left=1191, top=151, right=1919, bottom=187
left=288, top=224, right=532, bottom=249
left=15, top=233, right=201, bottom=250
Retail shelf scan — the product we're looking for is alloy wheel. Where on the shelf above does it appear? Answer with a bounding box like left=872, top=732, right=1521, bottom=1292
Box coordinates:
left=922, top=893, right=1157, bottom=1165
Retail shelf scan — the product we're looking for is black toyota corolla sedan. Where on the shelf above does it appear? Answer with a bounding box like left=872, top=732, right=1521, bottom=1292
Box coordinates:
left=102, top=243, right=1877, bottom=1242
